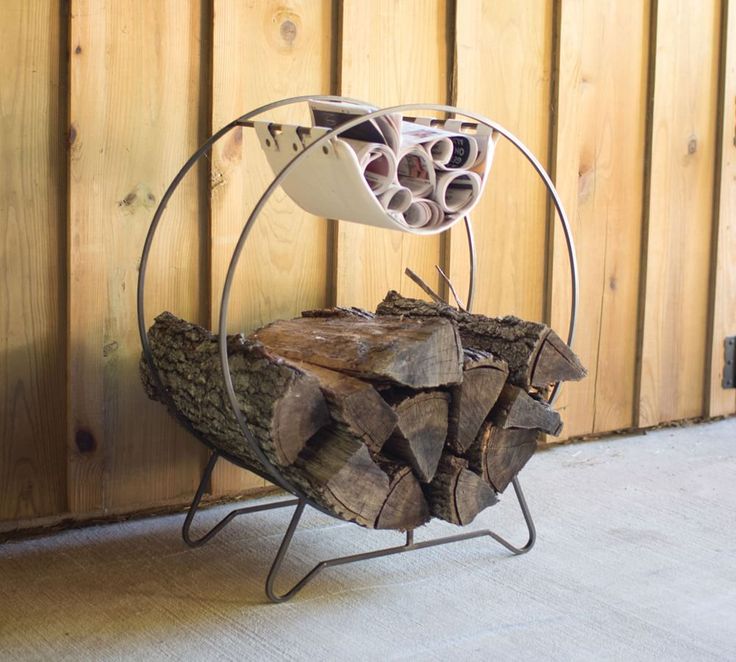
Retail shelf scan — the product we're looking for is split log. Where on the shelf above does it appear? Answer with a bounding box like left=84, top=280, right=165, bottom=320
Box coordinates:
left=491, top=384, right=563, bottom=436
left=140, top=312, right=329, bottom=467
left=285, top=360, right=398, bottom=454
left=252, top=315, right=463, bottom=388
left=375, top=461, right=431, bottom=530
left=295, top=426, right=430, bottom=530
left=447, top=349, right=508, bottom=453
left=426, top=454, right=498, bottom=525
left=294, top=424, right=391, bottom=528
left=376, top=291, right=586, bottom=389
left=466, top=422, right=539, bottom=493
left=382, top=390, right=450, bottom=482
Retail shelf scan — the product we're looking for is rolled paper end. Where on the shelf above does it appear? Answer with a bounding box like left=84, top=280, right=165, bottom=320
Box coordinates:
left=434, top=170, right=482, bottom=215
left=405, top=199, right=444, bottom=228
left=397, top=148, right=436, bottom=198
left=379, top=185, right=413, bottom=214
left=428, top=138, right=454, bottom=166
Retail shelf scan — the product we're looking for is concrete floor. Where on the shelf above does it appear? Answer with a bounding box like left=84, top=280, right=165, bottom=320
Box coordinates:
left=1, top=418, right=734, bottom=661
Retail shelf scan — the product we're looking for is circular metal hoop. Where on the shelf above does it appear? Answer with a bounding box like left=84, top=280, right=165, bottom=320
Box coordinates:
left=137, top=95, right=579, bottom=506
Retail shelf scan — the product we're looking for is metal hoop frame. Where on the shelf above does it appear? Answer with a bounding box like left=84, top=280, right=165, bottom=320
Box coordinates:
left=137, top=95, right=579, bottom=602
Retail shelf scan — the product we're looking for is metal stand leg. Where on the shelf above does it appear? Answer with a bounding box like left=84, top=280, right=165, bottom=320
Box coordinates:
left=182, top=452, right=299, bottom=547
left=264, top=476, right=535, bottom=602
left=183, top=455, right=535, bottom=602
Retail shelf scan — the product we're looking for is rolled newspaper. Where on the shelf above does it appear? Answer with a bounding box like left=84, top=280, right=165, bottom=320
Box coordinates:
left=433, top=170, right=482, bottom=215
left=379, top=185, right=413, bottom=214
left=404, top=198, right=444, bottom=229
left=342, top=138, right=397, bottom=195
left=402, top=119, right=480, bottom=171
left=397, top=146, right=436, bottom=198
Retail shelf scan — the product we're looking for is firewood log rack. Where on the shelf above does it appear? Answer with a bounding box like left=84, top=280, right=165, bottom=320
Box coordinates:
left=137, top=96, right=579, bottom=603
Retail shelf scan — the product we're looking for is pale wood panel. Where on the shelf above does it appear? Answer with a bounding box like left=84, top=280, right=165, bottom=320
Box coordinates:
left=549, top=0, right=650, bottom=438
left=209, top=0, right=334, bottom=494
left=451, top=0, right=552, bottom=320
left=68, top=0, right=208, bottom=511
left=0, top=0, right=66, bottom=520
left=708, top=0, right=736, bottom=417
left=337, top=0, right=448, bottom=309
left=638, top=0, right=721, bottom=427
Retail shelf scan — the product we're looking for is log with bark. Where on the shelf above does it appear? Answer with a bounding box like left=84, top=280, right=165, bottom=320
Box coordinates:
left=141, top=291, right=584, bottom=532
left=252, top=315, right=464, bottom=388
left=376, top=290, right=586, bottom=389
left=140, top=312, right=330, bottom=468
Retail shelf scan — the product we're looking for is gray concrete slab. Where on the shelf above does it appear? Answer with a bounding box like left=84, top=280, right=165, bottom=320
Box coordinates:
left=1, top=418, right=734, bottom=661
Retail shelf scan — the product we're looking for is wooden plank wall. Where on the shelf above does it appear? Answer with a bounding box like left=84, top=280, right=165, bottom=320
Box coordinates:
left=1, top=0, right=734, bottom=530
left=550, top=0, right=650, bottom=437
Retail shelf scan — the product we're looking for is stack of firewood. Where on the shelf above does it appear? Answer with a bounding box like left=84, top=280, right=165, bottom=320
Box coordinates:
left=141, top=290, right=585, bottom=531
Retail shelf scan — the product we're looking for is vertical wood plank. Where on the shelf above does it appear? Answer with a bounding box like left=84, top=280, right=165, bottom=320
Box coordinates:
left=549, top=0, right=650, bottom=438
left=708, top=0, right=736, bottom=417
left=68, top=0, right=208, bottom=512
left=209, top=0, right=334, bottom=494
left=0, top=0, right=67, bottom=520
left=337, top=0, right=448, bottom=309
left=451, top=0, right=553, bottom=320
left=638, top=0, right=721, bottom=427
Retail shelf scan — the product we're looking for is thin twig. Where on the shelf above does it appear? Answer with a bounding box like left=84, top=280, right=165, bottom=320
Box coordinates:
left=435, top=265, right=466, bottom=311
left=404, top=268, right=446, bottom=304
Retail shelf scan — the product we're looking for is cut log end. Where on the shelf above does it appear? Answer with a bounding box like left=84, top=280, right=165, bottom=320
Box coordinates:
left=531, top=331, right=587, bottom=388
left=375, top=463, right=431, bottom=530
left=427, top=454, right=498, bottom=525
left=447, top=350, right=508, bottom=453
left=466, top=423, right=539, bottom=493
left=491, top=384, right=563, bottom=437
left=382, top=390, right=449, bottom=482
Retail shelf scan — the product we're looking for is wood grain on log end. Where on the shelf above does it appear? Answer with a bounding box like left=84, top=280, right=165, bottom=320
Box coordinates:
left=375, top=462, right=430, bottom=530
left=426, top=454, right=498, bottom=525
left=296, top=424, right=390, bottom=528
left=491, top=384, right=563, bottom=437
left=382, top=390, right=449, bottom=482
left=466, top=423, right=539, bottom=493
left=531, top=330, right=587, bottom=388
left=447, top=349, right=509, bottom=453
left=286, top=360, right=398, bottom=454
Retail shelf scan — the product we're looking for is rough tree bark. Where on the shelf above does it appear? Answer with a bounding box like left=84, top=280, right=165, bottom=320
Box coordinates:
left=376, top=291, right=586, bottom=389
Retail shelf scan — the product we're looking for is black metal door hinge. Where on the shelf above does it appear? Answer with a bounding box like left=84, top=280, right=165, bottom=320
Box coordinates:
left=724, top=337, right=736, bottom=389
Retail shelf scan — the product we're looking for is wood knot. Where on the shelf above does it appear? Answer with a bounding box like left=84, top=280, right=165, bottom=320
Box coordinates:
left=687, top=136, right=697, bottom=154
left=280, top=19, right=297, bottom=43
left=74, top=44, right=82, bottom=54
left=103, top=341, right=119, bottom=357
left=75, top=429, right=97, bottom=454
left=118, top=184, right=157, bottom=212
left=268, top=9, right=301, bottom=50
left=68, top=124, right=77, bottom=146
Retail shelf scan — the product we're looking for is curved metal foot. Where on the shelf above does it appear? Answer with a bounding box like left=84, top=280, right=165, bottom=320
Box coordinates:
left=182, top=452, right=299, bottom=547
left=263, top=477, right=536, bottom=603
